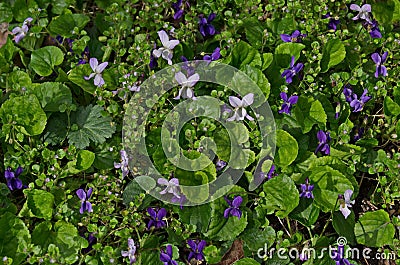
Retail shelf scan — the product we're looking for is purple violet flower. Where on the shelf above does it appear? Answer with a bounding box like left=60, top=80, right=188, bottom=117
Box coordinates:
left=300, top=178, right=314, bottom=199
left=315, top=130, right=331, bottom=155
left=227, top=93, right=254, bottom=122
left=323, top=13, right=340, bottom=31
left=160, top=245, right=178, bottom=265
left=78, top=47, right=90, bottom=65
left=76, top=188, right=93, bottom=214
left=188, top=239, right=206, bottom=261
left=199, top=13, right=216, bottom=37
left=82, top=233, right=96, bottom=254
left=203, top=47, right=221, bottom=63
left=343, top=85, right=354, bottom=103
left=349, top=89, right=371, bottom=112
left=84, top=58, right=108, bottom=87
left=371, top=52, right=388, bottom=78
left=363, top=20, right=382, bottom=38
left=350, top=4, right=371, bottom=22
left=353, top=127, right=365, bottom=141
left=332, top=244, right=354, bottom=265
left=339, top=189, right=355, bottom=219
left=172, top=0, right=184, bottom=20
left=224, top=195, right=243, bottom=219
left=114, top=150, right=130, bottom=178
left=121, top=238, right=137, bottom=264
left=278, top=92, right=298, bottom=114
left=4, top=166, right=23, bottom=191
left=12, top=17, right=32, bottom=43
left=147, top=207, right=167, bottom=229
left=171, top=194, right=186, bottom=209
left=281, top=56, right=303, bottom=84
left=280, top=30, right=306, bottom=43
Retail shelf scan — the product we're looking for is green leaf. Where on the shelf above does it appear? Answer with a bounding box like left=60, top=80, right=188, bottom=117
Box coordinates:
left=333, top=211, right=356, bottom=245
left=371, top=0, right=395, bottom=24
left=294, top=96, right=327, bottom=133
left=289, top=198, right=320, bottom=227
left=0, top=94, right=47, bottom=136
left=43, top=112, right=68, bottom=145
left=32, top=221, right=53, bottom=252
left=241, top=65, right=270, bottom=99
left=123, top=180, right=145, bottom=205
left=275, top=42, right=305, bottom=61
left=178, top=204, right=212, bottom=233
left=234, top=258, right=261, bottom=265
left=241, top=226, right=275, bottom=252
left=384, top=96, right=400, bottom=117
left=26, top=189, right=54, bottom=220
left=262, top=53, right=274, bottom=71
left=205, top=186, right=248, bottom=240
left=354, top=210, right=395, bottom=247
left=68, top=105, right=116, bottom=149
left=0, top=3, right=13, bottom=23
left=76, top=150, right=95, bottom=170
left=68, top=63, right=97, bottom=94
left=54, top=221, right=82, bottom=264
left=12, top=0, right=38, bottom=22
left=49, top=13, right=90, bottom=37
left=0, top=213, right=30, bottom=265
left=243, top=17, right=265, bottom=49
left=30, top=46, right=64, bottom=76
left=275, top=129, right=298, bottom=167
left=229, top=41, right=262, bottom=69
left=263, top=175, right=299, bottom=218
left=320, top=39, right=346, bottom=73
left=30, top=82, right=72, bottom=112
left=8, top=70, right=32, bottom=90
left=308, top=166, right=354, bottom=212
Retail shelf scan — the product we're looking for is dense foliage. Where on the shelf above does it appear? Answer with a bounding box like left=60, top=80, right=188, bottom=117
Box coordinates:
left=0, top=0, right=400, bottom=264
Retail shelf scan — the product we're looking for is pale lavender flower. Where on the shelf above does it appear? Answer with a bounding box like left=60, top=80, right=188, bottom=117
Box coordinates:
left=158, top=178, right=181, bottom=198
left=114, top=150, right=130, bottom=178
left=227, top=93, right=254, bottom=122
left=339, top=189, right=355, bottom=219
left=153, top=30, right=180, bottom=65
left=84, top=58, right=108, bottom=87
left=121, top=238, right=136, bottom=264
left=12, top=17, right=33, bottom=43
left=350, top=4, right=371, bottom=22
left=174, top=71, right=199, bottom=100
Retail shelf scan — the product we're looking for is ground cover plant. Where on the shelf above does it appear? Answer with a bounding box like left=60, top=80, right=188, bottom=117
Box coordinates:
left=0, top=0, right=400, bottom=264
